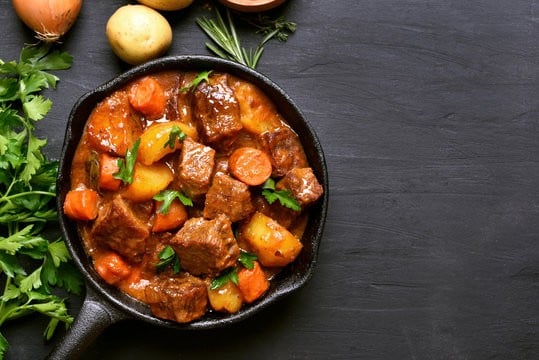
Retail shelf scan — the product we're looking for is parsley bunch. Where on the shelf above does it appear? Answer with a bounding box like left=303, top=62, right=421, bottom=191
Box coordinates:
left=0, top=45, right=83, bottom=357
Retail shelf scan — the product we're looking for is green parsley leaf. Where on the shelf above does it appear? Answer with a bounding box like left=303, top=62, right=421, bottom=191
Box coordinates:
left=238, top=251, right=257, bottom=270
left=0, top=332, right=8, bottom=359
left=164, top=125, right=187, bottom=149
left=180, top=70, right=213, bottom=93
left=19, top=266, right=43, bottom=293
left=261, top=178, right=301, bottom=211
left=113, top=138, right=140, bottom=184
left=155, top=246, right=181, bottom=274
left=153, top=189, right=193, bottom=214
left=23, top=95, right=52, bottom=121
left=210, top=267, right=239, bottom=290
left=0, top=252, right=26, bottom=278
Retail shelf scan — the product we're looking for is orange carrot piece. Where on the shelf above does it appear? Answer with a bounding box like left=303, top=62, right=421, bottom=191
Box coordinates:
left=128, top=76, right=167, bottom=119
left=98, top=153, right=122, bottom=191
left=228, top=147, right=272, bottom=186
left=237, top=261, right=270, bottom=303
left=63, top=189, right=99, bottom=221
left=152, top=199, right=188, bottom=232
left=93, top=252, right=131, bottom=285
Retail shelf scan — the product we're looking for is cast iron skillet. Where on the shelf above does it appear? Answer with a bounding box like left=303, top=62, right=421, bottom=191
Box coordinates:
left=50, top=56, right=328, bottom=359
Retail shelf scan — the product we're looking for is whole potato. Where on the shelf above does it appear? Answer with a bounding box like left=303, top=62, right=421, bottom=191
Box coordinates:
left=106, top=5, right=172, bottom=65
left=137, top=0, right=194, bottom=11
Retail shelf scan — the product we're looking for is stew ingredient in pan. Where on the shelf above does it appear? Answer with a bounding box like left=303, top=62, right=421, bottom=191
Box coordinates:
left=63, top=70, right=323, bottom=323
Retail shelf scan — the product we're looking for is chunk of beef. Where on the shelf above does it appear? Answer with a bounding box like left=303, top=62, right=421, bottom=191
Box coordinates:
left=90, top=195, right=150, bottom=262
left=177, top=137, right=215, bottom=198
left=213, top=154, right=230, bottom=175
left=85, top=90, right=143, bottom=157
left=170, top=215, right=239, bottom=276
left=192, top=73, right=242, bottom=145
left=276, top=167, right=323, bottom=207
left=144, top=274, right=208, bottom=323
left=203, top=173, right=254, bottom=222
left=251, top=194, right=299, bottom=229
left=259, top=125, right=308, bottom=177
left=141, top=232, right=174, bottom=273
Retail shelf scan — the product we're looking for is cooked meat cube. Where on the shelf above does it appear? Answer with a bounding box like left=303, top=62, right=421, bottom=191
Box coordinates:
left=213, top=154, right=229, bottom=174
left=276, top=167, right=323, bottom=207
left=193, top=73, right=242, bottom=145
left=170, top=215, right=239, bottom=276
left=203, top=173, right=254, bottom=222
left=177, top=137, right=216, bottom=198
left=144, top=274, right=208, bottom=323
left=85, top=91, right=143, bottom=157
left=141, top=232, right=174, bottom=273
left=251, top=194, right=298, bottom=229
left=259, top=125, right=308, bottom=177
left=90, top=195, right=150, bottom=262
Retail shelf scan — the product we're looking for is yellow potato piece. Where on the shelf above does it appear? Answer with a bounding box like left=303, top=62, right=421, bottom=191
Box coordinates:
left=207, top=281, right=243, bottom=313
left=137, top=0, right=194, bottom=11
left=138, top=121, right=196, bottom=165
left=106, top=5, right=172, bottom=65
left=232, top=81, right=283, bottom=135
left=122, top=162, right=173, bottom=202
left=240, top=212, right=303, bottom=267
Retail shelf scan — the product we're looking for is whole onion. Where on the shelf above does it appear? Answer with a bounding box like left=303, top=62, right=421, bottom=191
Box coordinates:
left=12, top=0, right=83, bottom=42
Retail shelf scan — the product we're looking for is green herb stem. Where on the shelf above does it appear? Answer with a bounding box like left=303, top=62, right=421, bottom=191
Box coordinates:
left=1, top=190, right=56, bottom=202
left=196, top=8, right=295, bottom=69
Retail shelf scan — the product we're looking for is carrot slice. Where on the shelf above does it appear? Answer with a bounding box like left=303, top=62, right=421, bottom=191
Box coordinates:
left=228, top=147, right=272, bottom=186
left=152, top=199, right=188, bottom=232
left=93, top=252, right=131, bottom=285
left=237, top=261, right=270, bottom=303
left=128, top=76, right=167, bottom=119
left=98, top=153, right=122, bottom=191
left=63, top=189, right=100, bottom=221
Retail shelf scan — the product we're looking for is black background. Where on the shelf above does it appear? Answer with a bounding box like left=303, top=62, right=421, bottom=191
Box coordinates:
left=2, top=0, right=538, bottom=359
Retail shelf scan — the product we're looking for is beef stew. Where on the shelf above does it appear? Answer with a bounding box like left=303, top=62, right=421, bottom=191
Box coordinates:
left=63, top=69, right=324, bottom=324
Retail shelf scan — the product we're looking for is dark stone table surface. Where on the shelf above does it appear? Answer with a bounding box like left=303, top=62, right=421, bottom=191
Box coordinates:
left=1, top=0, right=537, bottom=359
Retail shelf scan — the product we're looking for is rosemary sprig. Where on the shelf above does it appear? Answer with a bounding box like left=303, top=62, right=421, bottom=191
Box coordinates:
left=196, top=8, right=295, bottom=69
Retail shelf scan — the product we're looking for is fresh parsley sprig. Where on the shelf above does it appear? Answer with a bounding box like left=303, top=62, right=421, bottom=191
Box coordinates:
left=209, top=251, right=258, bottom=290
left=153, top=189, right=193, bottom=214
left=238, top=251, right=257, bottom=270
left=210, top=267, right=239, bottom=290
left=0, top=44, right=83, bottom=356
left=155, top=246, right=180, bottom=274
left=113, top=138, right=140, bottom=184
left=164, top=125, right=187, bottom=149
left=261, top=178, right=301, bottom=211
left=179, top=71, right=213, bottom=94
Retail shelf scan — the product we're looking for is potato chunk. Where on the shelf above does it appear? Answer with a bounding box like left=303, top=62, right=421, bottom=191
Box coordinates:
left=207, top=281, right=243, bottom=313
left=239, top=212, right=303, bottom=267
left=122, top=162, right=173, bottom=202
left=231, top=81, right=282, bottom=135
left=138, top=121, right=197, bottom=165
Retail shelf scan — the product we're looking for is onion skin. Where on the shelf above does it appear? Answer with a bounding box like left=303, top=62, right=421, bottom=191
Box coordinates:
left=12, top=0, right=83, bottom=42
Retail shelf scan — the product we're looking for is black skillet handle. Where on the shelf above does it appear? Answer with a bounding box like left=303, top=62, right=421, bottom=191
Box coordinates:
left=46, top=285, right=128, bottom=360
